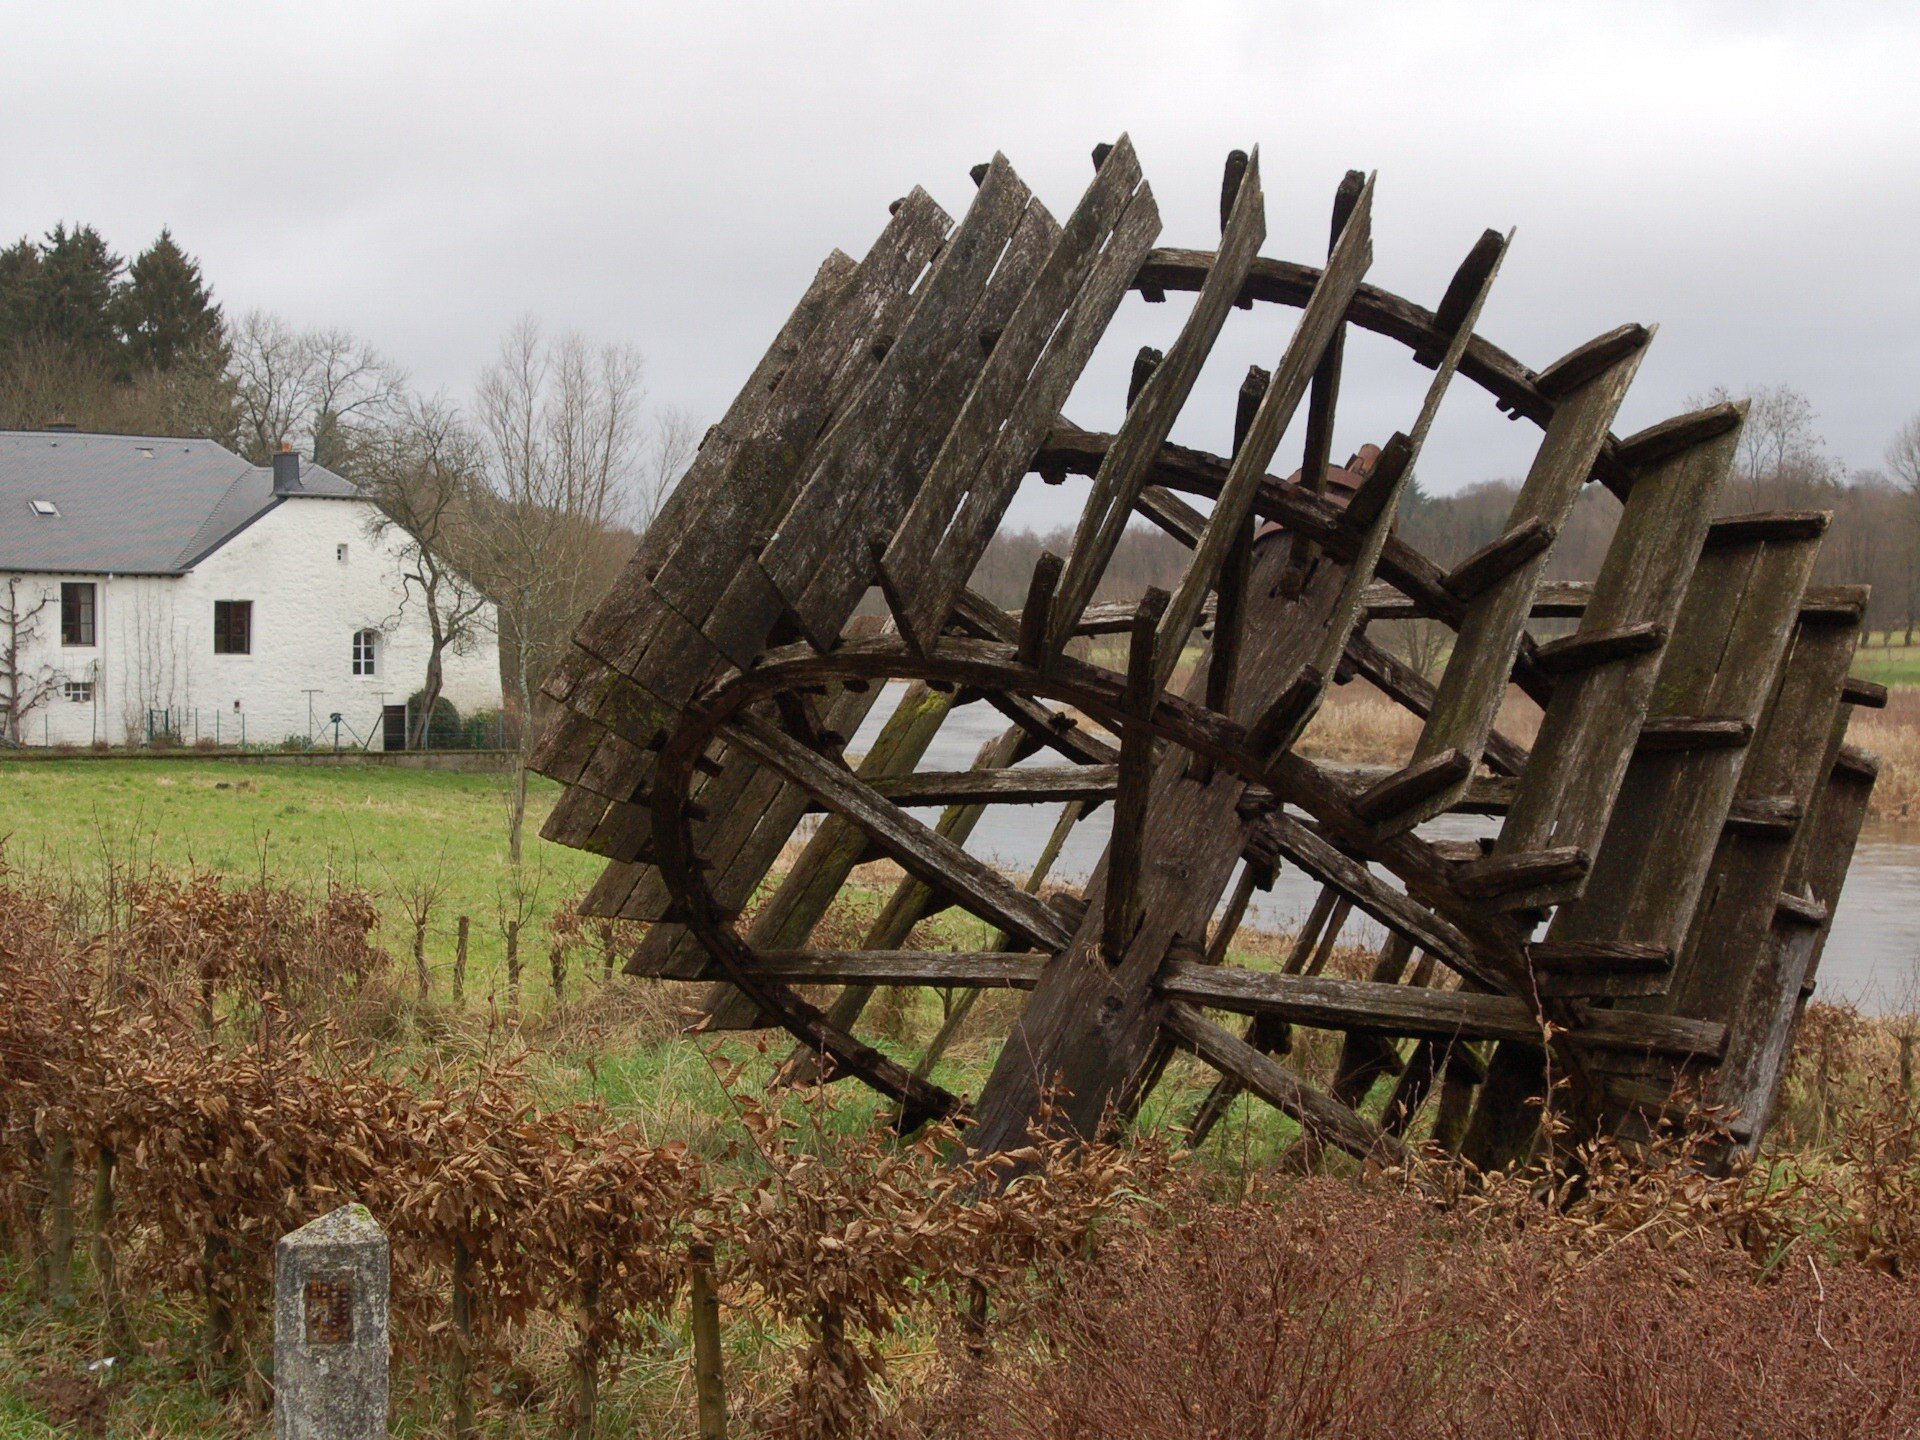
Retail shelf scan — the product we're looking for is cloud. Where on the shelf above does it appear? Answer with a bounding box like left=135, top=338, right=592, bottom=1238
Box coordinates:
left=5, top=0, right=1914, bottom=519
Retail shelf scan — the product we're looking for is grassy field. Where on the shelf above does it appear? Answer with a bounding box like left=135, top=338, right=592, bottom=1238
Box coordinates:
left=0, top=759, right=604, bottom=1004
left=1854, top=636, right=1920, bottom=687
left=0, top=756, right=1310, bottom=1156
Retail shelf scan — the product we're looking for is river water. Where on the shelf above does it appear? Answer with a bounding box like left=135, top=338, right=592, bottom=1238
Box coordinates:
left=845, top=683, right=1920, bottom=1013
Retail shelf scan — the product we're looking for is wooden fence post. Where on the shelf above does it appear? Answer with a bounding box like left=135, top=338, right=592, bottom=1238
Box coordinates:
left=41, top=1129, right=75, bottom=1307
left=453, top=916, right=469, bottom=1004
left=689, top=1240, right=727, bottom=1440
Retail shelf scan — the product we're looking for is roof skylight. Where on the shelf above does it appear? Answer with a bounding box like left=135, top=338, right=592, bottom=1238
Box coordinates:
left=28, top=499, right=58, bottom=518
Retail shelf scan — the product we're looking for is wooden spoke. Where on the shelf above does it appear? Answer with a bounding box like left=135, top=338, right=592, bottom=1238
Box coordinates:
left=1153, top=174, right=1375, bottom=689
left=1104, top=587, right=1170, bottom=963
left=725, top=713, right=1074, bottom=954
left=1163, top=1002, right=1406, bottom=1164
left=1047, top=148, right=1269, bottom=656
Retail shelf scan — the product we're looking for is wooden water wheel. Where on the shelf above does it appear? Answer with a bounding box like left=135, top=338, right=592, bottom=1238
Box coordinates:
left=534, top=140, right=1881, bottom=1169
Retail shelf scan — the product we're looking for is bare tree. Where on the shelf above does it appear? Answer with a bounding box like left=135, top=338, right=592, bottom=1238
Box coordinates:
left=1694, top=383, right=1833, bottom=508
left=227, top=311, right=405, bottom=468
left=636, top=403, right=701, bottom=536
left=0, top=578, right=61, bottom=744
left=470, top=319, right=646, bottom=860
left=360, top=395, right=495, bottom=747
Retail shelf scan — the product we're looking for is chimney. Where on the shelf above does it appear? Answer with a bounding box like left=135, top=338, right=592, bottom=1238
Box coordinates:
left=273, top=443, right=302, bottom=494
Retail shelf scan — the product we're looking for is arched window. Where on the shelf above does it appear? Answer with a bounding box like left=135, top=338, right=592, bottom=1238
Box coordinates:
left=352, top=629, right=379, bottom=676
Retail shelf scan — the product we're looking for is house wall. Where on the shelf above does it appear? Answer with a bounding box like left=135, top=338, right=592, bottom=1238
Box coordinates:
left=3, top=496, right=502, bottom=748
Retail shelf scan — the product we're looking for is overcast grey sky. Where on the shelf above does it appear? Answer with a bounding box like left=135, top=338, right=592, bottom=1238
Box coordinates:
left=6, top=1, right=1915, bottom=525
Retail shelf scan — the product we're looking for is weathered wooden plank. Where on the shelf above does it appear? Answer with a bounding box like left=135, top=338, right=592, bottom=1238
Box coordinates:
left=1329, top=933, right=1417, bottom=1108
left=1609, top=607, right=1860, bottom=1135
left=547, top=198, right=955, bottom=835
left=1159, top=963, right=1726, bottom=1059
left=882, top=138, right=1160, bottom=650
left=648, top=188, right=954, bottom=645
left=752, top=161, right=1058, bottom=654
left=1366, top=325, right=1650, bottom=835
left=534, top=248, right=859, bottom=790
left=1634, top=716, right=1754, bottom=752
left=1461, top=520, right=1825, bottom=1167
left=1452, top=846, right=1589, bottom=901
left=1531, top=622, right=1668, bottom=676
left=1162, top=1001, right=1405, bottom=1164
left=1297, top=172, right=1368, bottom=497
left=747, top=951, right=1046, bottom=988
left=765, top=717, right=1055, bottom=1063
left=1280, top=225, right=1510, bottom=752
left=1152, top=175, right=1376, bottom=687
left=844, top=764, right=1119, bottom=809
left=1248, top=811, right=1478, bottom=980
left=1719, top=737, right=1876, bottom=1152
left=608, top=682, right=886, bottom=924
left=724, top=713, right=1074, bottom=953
left=1016, top=552, right=1063, bottom=671
left=1105, top=588, right=1169, bottom=963
left=1046, top=148, right=1269, bottom=653
left=1443, top=518, right=1557, bottom=603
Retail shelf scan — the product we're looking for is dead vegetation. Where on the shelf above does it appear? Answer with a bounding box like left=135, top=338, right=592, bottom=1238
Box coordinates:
left=7, top=848, right=1920, bottom=1437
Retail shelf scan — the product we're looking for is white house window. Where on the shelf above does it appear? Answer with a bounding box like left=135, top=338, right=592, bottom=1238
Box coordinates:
left=61, top=582, right=95, bottom=646
left=213, top=600, right=252, bottom=655
left=336, top=543, right=349, bottom=563
left=352, top=628, right=379, bottom=676
left=30, top=499, right=59, bottom=518
left=63, top=679, right=93, bottom=704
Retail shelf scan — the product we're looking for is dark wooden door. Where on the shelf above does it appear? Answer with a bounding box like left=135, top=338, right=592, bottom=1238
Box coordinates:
left=382, top=704, right=408, bottom=752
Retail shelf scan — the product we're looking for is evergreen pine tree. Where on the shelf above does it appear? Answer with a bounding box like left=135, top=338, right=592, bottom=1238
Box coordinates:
left=36, top=224, right=122, bottom=366
left=117, top=229, right=225, bottom=374
left=0, top=239, right=45, bottom=344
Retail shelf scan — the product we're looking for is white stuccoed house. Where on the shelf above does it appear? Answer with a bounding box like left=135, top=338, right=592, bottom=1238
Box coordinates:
left=0, top=427, right=501, bottom=749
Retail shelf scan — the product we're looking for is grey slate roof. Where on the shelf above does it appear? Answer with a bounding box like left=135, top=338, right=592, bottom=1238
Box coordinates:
left=0, top=430, right=360, bottom=575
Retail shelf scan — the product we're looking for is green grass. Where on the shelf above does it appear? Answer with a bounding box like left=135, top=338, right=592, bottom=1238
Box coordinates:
left=0, top=758, right=604, bottom=1006
left=1853, top=635, right=1920, bottom=687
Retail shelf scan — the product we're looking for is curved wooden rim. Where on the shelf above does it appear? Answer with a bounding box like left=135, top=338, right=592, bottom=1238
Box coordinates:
left=647, top=635, right=1542, bottom=1114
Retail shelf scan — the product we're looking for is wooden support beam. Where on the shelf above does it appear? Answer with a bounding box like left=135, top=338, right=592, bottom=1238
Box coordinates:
left=1353, top=748, right=1472, bottom=825
left=1443, top=518, right=1557, bottom=603
left=1105, top=587, right=1169, bottom=963
left=1162, top=1001, right=1406, bottom=1164
left=1451, top=846, right=1590, bottom=902
left=1341, top=632, right=1530, bottom=777
left=726, top=713, right=1074, bottom=954
left=1253, top=811, right=1480, bottom=978
left=1153, top=174, right=1376, bottom=688
left=1528, top=940, right=1675, bottom=1000
left=1158, top=963, right=1726, bottom=1060
left=1017, top=552, right=1063, bottom=671
left=1045, top=148, right=1268, bottom=656
left=1532, top=622, right=1667, bottom=676
left=750, top=950, right=1046, bottom=987
left=883, top=137, right=1161, bottom=652
left=1374, top=324, right=1650, bottom=837
left=850, top=764, right=1120, bottom=809
left=1635, top=717, right=1754, bottom=752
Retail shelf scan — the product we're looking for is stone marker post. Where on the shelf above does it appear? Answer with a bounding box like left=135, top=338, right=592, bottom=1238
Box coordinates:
left=274, top=1205, right=389, bottom=1440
